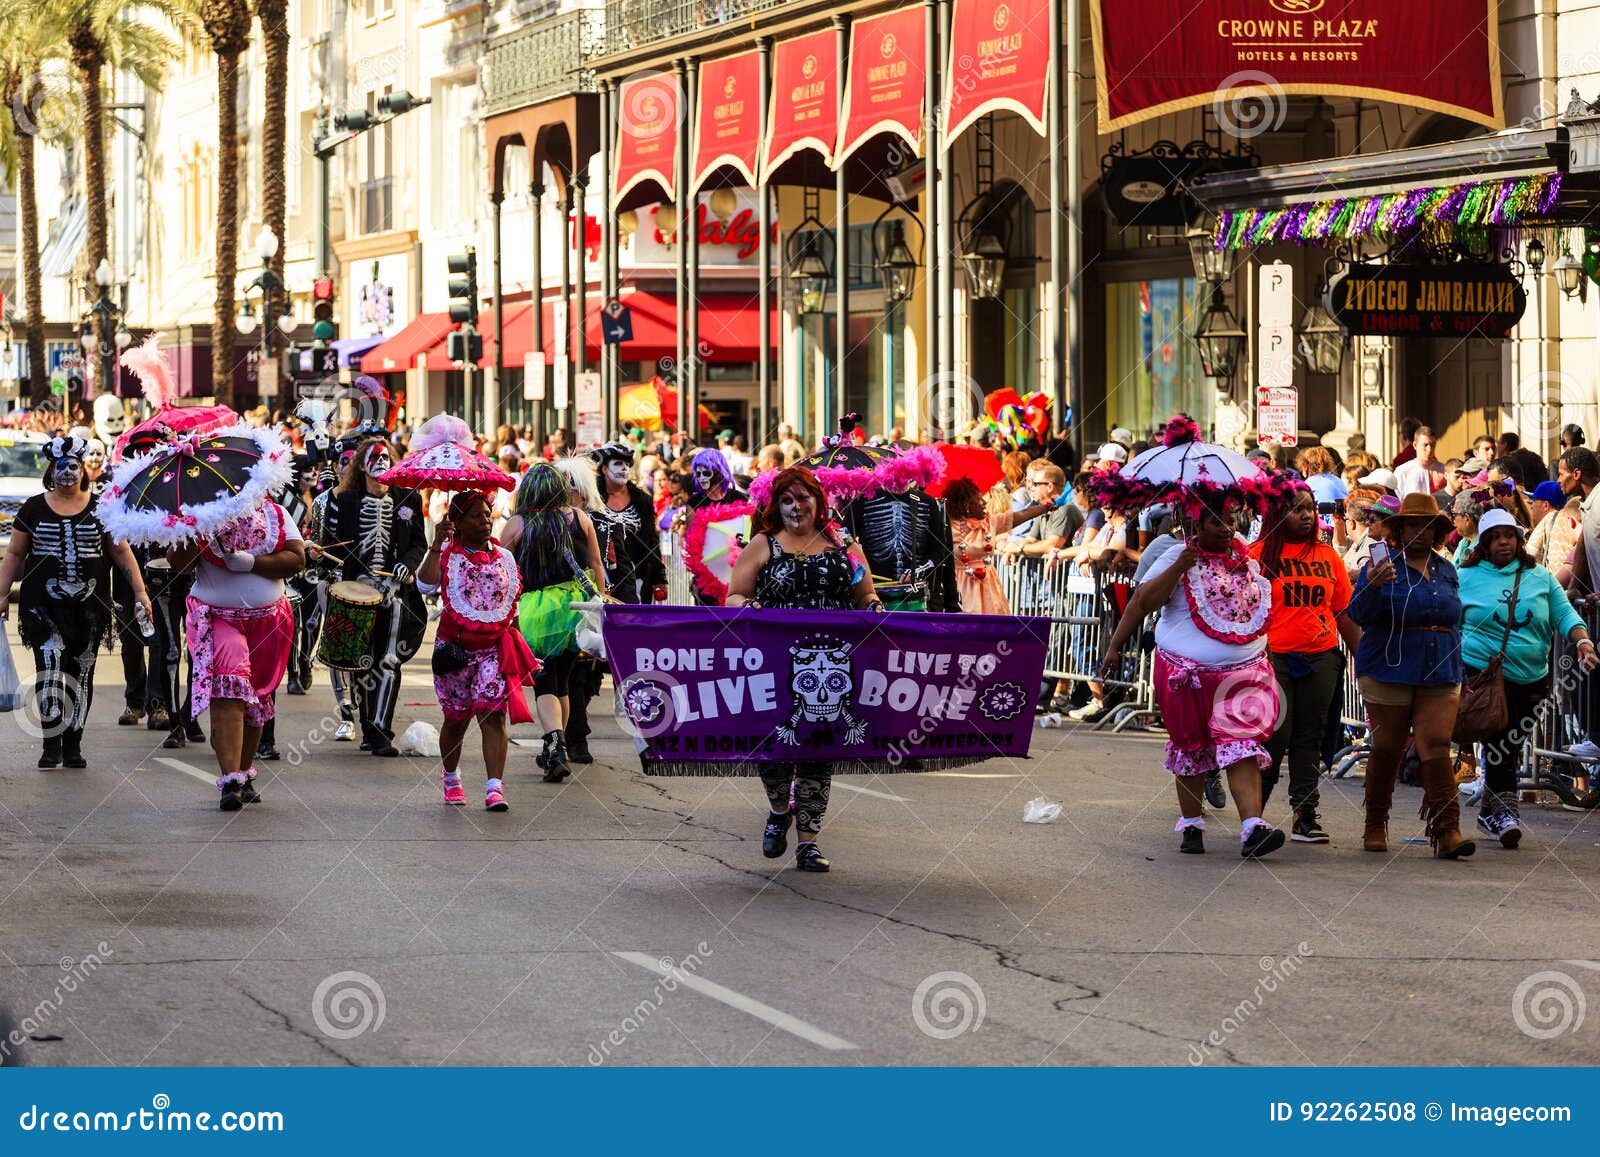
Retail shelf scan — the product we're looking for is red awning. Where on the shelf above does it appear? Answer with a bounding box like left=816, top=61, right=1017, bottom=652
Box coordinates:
left=944, top=0, right=1050, bottom=141
left=360, top=312, right=455, bottom=374
left=489, top=291, right=775, bottom=365
left=614, top=72, right=681, bottom=206
left=835, top=6, right=927, bottom=166
left=423, top=304, right=533, bottom=371
left=692, top=50, right=761, bottom=191
left=764, top=30, right=838, bottom=177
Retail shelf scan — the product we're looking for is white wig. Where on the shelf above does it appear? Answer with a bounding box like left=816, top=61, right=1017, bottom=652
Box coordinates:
left=552, top=453, right=602, bottom=511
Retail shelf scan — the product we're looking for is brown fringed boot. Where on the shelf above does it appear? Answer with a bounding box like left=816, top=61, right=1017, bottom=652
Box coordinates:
left=1362, top=748, right=1401, bottom=852
left=1419, top=756, right=1476, bottom=860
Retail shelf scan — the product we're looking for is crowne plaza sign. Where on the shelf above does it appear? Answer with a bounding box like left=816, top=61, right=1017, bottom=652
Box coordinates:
left=1324, top=263, right=1527, bottom=339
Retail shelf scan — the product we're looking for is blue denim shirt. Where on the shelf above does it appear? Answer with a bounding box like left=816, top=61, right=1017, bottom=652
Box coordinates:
left=1347, top=555, right=1464, bottom=687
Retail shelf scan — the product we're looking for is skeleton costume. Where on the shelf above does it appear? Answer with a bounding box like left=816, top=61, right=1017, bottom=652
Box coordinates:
left=750, top=533, right=863, bottom=867
left=588, top=443, right=665, bottom=604
left=12, top=437, right=116, bottom=767
left=304, top=441, right=361, bottom=736
left=840, top=486, right=960, bottom=613
left=317, top=439, right=428, bottom=754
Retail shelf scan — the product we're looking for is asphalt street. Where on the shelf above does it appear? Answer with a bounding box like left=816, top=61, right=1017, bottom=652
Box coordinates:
left=3, top=641, right=1600, bottom=1067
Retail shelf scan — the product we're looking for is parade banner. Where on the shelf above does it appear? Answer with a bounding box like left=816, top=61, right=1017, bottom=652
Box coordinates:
left=944, top=0, right=1050, bottom=142
left=834, top=6, right=927, bottom=166
left=764, top=30, right=838, bottom=175
left=602, top=605, right=1049, bottom=774
left=1089, top=0, right=1503, bottom=133
left=692, top=51, right=761, bottom=191
left=614, top=72, right=681, bottom=204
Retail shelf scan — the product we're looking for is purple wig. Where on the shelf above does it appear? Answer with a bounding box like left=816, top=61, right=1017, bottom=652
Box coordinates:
left=690, top=447, right=735, bottom=498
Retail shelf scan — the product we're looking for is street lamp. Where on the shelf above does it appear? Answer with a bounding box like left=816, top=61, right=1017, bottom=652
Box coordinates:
left=1526, top=235, right=1546, bottom=275
left=872, top=209, right=922, bottom=306
left=1556, top=230, right=1587, bottom=302
left=1193, top=287, right=1248, bottom=382
left=1296, top=297, right=1346, bottom=376
left=86, top=259, right=120, bottom=397
left=236, top=227, right=286, bottom=381
left=784, top=192, right=834, bottom=317
left=1186, top=220, right=1232, bottom=284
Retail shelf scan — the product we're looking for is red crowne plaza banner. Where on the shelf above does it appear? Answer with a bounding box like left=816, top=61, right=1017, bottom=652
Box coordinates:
left=764, top=30, right=838, bottom=175
left=692, top=50, right=761, bottom=191
left=835, top=6, right=927, bottom=166
left=614, top=71, right=681, bottom=203
left=945, top=0, right=1050, bottom=141
left=1089, top=0, right=1503, bottom=133
left=602, top=605, right=1049, bottom=774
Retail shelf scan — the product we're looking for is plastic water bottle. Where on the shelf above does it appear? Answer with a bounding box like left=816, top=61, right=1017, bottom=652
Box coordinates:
left=133, top=602, right=155, bottom=640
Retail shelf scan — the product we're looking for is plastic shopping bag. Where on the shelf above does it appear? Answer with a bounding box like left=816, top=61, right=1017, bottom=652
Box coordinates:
left=1023, top=797, right=1063, bottom=824
left=0, top=638, right=23, bottom=712
left=398, top=720, right=441, bottom=757
left=573, top=600, right=606, bottom=660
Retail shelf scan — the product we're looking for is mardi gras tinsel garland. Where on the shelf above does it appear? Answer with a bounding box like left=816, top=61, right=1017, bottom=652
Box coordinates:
left=1213, top=173, right=1563, bottom=251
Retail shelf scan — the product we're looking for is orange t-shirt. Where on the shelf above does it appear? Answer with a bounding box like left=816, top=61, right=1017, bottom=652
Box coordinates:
left=1250, top=540, right=1352, bottom=654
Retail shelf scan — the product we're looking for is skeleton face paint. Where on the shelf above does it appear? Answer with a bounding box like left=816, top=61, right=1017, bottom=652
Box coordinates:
left=362, top=444, right=393, bottom=477
left=605, top=461, right=629, bottom=487
left=778, top=487, right=813, bottom=532
left=693, top=465, right=717, bottom=493
left=51, top=459, right=83, bottom=490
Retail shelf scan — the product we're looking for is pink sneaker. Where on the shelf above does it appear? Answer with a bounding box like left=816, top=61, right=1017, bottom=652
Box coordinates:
left=441, top=772, right=466, bottom=806
left=485, top=787, right=508, bottom=812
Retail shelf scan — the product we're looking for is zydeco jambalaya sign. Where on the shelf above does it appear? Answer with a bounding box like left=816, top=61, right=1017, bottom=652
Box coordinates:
left=601, top=605, right=1050, bottom=775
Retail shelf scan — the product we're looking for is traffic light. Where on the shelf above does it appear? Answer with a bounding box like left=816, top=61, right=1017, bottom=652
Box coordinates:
left=312, top=276, right=336, bottom=342
left=447, top=249, right=478, bottom=325
left=378, top=89, right=426, bottom=116
left=333, top=108, right=374, bottom=132
left=446, top=330, right=483, bottom=365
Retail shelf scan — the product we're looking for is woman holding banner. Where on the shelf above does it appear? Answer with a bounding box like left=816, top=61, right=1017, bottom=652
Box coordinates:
left=726, top=466, right=883, bottom=873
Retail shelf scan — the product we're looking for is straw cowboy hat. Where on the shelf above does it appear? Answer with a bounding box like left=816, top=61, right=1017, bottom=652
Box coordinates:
left=1376, top=492, right=1452, bottom=535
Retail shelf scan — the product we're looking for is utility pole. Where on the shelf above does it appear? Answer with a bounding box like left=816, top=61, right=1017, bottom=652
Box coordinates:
left=312, top=90, right=432, bottom=278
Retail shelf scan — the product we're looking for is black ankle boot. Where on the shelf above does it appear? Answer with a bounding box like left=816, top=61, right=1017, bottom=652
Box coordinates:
left=567, top=735, right=594, bottom=764
left=795, top=842, right=830, bottom=872
left=762, top=810, right=793, bottom=859
left=239, top=776, right=262, bottom=805
left=219, top=782, right=243, bottom=811
left=38, top=736, right=62, bottom=769
left=62, top=730, right=86, bottom=769
left=541, top=730, right=571, bottom=782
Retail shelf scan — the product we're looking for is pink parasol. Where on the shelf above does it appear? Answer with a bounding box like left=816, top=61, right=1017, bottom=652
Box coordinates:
left=375, top=414, right=513, bottom=491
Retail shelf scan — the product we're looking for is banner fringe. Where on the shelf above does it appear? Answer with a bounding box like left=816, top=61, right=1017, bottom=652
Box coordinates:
left=639, top=755, right=1022, bottom=777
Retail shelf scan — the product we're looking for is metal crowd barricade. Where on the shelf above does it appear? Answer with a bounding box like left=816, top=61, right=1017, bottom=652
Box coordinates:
left=1518, top=597, right=1600, bottom=808
left=1326, top=652, right=1370, bottom=778
left=994, top=557, right=1161, bottom=732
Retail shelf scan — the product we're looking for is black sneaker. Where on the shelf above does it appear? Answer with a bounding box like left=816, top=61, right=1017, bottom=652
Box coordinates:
left=239, top=778, right=262, bottom=805
left=219, top=784, right=243, bottom=812
left=146, top=708, right=170, bottom=731
left=1291, top=806, right=1329, bottom=844
left=762, top=811, right=793, bottom=859
left=1476, top=808, right=1523, bottom=849
left=1204, top=771, right=1226, bottom=809
left=567, top=739, right=595, bottom=765
left=162, top=729, right=185, bottom=750
left=37, top=740, right=62, bottom=770
left=795, top=842, right=830, bottom=872
left=256, top=743, right=280, bottom=762
left=1241, top=824, right=1286, bottom=859
left=185, top=721, right=205, bottom=743
left=1179, top=827, right=1205, bottom=854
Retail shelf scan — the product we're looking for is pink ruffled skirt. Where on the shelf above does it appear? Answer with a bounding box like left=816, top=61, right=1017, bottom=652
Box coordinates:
left=1152, top=648, right=1279, bottom=777
left=186, top=597, right=295, bottom=727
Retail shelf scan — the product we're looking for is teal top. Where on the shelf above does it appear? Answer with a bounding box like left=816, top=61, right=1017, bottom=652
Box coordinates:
left=1452, top=536, right=1474, bottom=567
left=1457, top=559, right=1583, bottom=684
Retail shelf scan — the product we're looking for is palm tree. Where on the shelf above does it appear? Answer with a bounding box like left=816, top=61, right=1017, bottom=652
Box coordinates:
left=199, top=0, right=250, bottom=405
left=49, top=0, right=190, bottom=302
left=254, top=0, right=288, bottom=348
left=0, top=6, right=68, bottom=405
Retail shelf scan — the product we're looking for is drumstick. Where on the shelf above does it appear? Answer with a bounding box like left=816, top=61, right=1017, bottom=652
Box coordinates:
left=317, top=552, right=346, bottom=566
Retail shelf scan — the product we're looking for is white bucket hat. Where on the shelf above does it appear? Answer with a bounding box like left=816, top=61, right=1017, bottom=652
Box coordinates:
left=1476, top=507, right=1527, bottom=539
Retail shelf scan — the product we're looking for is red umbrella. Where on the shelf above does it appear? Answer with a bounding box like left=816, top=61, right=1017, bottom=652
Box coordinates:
left=376, top=415, right=513, bottom=492
left=925, top=443, right=1004, bottom=499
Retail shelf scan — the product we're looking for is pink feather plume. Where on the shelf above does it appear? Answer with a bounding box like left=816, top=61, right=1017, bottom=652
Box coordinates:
left=121, top=334, right=178, bottom=410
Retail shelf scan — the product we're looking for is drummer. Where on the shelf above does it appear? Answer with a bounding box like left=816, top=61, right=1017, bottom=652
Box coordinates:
left=311, top=435, right=428, bottom=757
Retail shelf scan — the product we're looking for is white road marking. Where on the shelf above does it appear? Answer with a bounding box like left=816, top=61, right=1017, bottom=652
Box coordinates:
left=1562, top=959, right=1600, bottom=972
left=612, top=952, right=859, bottom=1050
left=155, top=758, right=219, bottom=786
left=923, top=772, right=1023, bottom=779
left=831, top=782, right=911, bottom=802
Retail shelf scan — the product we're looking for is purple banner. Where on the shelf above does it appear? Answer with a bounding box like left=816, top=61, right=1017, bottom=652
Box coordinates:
left=601, top=605, right=1050, bottom=775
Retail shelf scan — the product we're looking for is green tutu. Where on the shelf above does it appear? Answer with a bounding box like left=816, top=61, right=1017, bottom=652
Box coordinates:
left=518, top=579, right=586, bottom=658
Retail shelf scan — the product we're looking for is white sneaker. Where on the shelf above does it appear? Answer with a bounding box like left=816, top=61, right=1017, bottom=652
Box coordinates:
left=1068, top=699, right=1105, bottom=721
left=334, top=720, right=355, bottom=742
left=1567, top=739, right=1600, bottom=762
